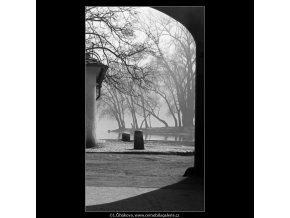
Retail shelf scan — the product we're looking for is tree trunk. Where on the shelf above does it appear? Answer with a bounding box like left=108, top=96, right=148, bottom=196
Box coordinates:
left=150, top=112, right=169, bottom=127
left=140, top=92, right=149, bottom=128
left=121, top=97, right=126, bottom=128
left=115, top=114, right=122, bottom=129
left=157, top=91, right=178, bottom=127
left=182, top=110, right=194, bottom=127
left=130, top=95, right=139, bottom=129
left=177, top=109, right=182, bottom=127
left=140, top=113, right=150, bottom=129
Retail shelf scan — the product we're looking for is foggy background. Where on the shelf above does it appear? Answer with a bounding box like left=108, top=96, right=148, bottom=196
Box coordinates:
left=86, top=7, right=196, bottom=141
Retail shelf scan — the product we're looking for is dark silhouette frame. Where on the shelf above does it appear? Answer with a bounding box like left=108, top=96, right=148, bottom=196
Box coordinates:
left=153, top=7, right=205, bottom=177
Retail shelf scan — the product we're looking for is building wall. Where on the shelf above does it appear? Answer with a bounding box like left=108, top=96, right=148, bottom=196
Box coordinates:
left=86, top=66, right=101, bottom=148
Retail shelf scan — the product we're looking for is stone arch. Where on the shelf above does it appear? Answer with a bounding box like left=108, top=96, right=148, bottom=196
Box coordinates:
left=152, top=7, right=204, bottom=177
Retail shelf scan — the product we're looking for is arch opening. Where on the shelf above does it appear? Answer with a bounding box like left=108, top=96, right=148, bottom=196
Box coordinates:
left=85, top=6, right=204, bottom=211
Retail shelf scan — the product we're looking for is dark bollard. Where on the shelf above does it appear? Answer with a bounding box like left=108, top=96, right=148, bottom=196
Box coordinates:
left=121, top=133, right=130, bottom=142
left=134, top=131, right=144, bottom=150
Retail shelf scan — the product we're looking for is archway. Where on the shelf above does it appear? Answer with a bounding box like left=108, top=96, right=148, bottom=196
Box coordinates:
left=85, top=6, right=204, bottom=176
left=85, top=6, right=205, bottom=211
left=153, top=7, right=205, bottom=177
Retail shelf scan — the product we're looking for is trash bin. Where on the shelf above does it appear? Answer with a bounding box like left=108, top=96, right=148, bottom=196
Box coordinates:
left=134, top=130, right=144, bottom=150
left=122, top=133, right=130, bottom=142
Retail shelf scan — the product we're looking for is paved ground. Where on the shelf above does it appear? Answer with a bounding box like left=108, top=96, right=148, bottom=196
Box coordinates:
left=86, top=140, right=194, bottom=155
left=86, top=153, right=204, bottom=211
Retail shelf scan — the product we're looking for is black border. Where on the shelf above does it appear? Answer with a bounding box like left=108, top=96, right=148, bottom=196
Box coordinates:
left=37, top=1, right=253, bottom=217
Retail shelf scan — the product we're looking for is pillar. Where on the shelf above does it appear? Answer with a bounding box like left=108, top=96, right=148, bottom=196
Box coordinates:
left=85, top=63, right=107, bottom=148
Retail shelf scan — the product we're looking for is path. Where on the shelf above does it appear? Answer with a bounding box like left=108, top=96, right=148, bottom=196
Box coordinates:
left=86, top=140, right=194, bottom=155
left=86, top=153, right=204, bottom=211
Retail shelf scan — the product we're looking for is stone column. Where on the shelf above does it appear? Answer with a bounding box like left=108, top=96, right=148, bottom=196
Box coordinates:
left=85, top=63, right=107, bottom=148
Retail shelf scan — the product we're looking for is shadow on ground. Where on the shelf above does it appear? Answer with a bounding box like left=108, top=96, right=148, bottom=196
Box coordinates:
left=86, top=177, right=204, bottom=212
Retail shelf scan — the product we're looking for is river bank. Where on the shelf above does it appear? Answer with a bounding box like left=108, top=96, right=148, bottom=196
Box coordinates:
left=86, top=139, right=194, bottom=155
left=110, top=126, right=195, bottom=136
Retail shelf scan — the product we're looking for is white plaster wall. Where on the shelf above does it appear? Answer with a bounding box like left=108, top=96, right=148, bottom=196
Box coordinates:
left=86, top=66, right=101, bottom=148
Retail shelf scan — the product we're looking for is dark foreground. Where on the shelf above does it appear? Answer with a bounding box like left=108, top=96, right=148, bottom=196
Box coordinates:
left=86, top=153, right=204, bottom=211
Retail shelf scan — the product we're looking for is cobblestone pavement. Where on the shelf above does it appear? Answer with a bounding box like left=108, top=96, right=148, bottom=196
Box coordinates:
left=86, top=140, right=194, bottom=155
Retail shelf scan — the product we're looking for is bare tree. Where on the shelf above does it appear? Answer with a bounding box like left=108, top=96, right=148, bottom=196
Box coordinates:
left=139, top=88, right=149, bottom=128
left=134, top=90, right=169, bottom=127
left=86, top=7, right=154, bottom=93
left=140, top=13, right=196, bottom=127
left=94, top=8, right=195, bottom=131
left=98, top=84, right=126, bottom=129
left=125, top=94, right=139, bottom=129
left=149, top=59, right=179, bottom=127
